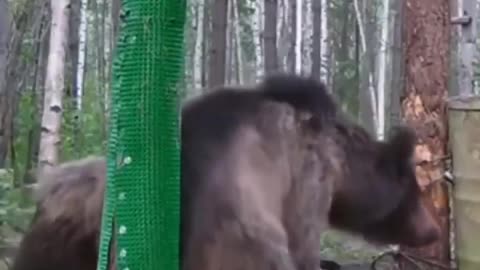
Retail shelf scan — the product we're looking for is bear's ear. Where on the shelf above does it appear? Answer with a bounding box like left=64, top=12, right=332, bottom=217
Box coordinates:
left=380, top=126, right=417, bottom=168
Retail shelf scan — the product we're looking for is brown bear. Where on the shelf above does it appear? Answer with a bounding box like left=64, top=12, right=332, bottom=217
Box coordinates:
left=11, top=74, right=439, bottom=270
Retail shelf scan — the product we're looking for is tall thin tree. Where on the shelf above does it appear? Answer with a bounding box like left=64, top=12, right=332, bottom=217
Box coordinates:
left=208, top=0, right=228, bottom=88
left=0, top=0, right=10, bottom=168
left=38, top=0, right=71, bottom=170
left=311, top=0, right=321, bottom=78
left=264, top=0, right=279, bottom=74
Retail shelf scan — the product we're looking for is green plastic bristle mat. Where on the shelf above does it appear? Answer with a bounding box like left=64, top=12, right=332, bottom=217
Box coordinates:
left=96, top=1, right=187, bottom=270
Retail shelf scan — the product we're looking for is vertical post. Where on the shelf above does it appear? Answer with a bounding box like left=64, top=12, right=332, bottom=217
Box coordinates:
left=97, top=1, right=187, bottom=270
left=448, top=96, right=480, bottom=270
left=451, top=0, right=478, bottom=96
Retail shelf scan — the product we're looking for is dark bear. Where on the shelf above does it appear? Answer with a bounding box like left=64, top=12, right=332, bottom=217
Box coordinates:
left=12, top=74, right=439, bottom=270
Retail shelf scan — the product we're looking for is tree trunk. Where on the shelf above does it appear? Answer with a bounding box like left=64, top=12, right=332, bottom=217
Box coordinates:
left=300, top=0, right=309, bottom=74
left=253, top=0, right=264, bottom=80
left=1, top=0, right=36, bottom=169
left=375, top=0, right=390, bottom=140
left=320, top=0, right=328, bottom=83
left=193, top=0, right=204, bottom=89
left=387, top=0, right=403, bottom=133
left=208, top=0, right=228, bottom=88
left=77, top=1, right=87, bottom=105
left=310, top=0, right=321, bottom=79
left=277, top=0, right=288, bottom=71
left=225, top=0, right=233, bottom=83
left=355, top=0, right=377, bottom=136
left=286, top=0, right=297, bottom=73
left=0, top=0, right=10, bottom=168
left=400, top=0, right=451, bottom=267
left=92, top=0, right=108, bottom=139
left=111, top=0, right=121, bottom=42
left=232, top=0, right=244, bottom=84
left=201, top=0, right=210, bottom=88
left=23, top=0, right=51, bottom=184
left=93, top=0, right=106, bottom=105
left=38, top=0, right=71, bottom=170
left=108, top=0, right=121, bottom=115
left=100, top=0, right=107, bottom=99
left=264, top=0, right=279, bottom=74
left=67, top=0, right=81, bottom=99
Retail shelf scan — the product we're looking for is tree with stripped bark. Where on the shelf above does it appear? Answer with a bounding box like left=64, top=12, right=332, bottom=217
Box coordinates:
left=400, top=0, right=451, bottom=268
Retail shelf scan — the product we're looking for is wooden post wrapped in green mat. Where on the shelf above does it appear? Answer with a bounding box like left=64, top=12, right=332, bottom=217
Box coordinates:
left=96, top=1, right=186, bottom=270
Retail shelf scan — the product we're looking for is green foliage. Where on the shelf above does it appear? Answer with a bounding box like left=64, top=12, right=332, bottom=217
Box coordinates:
left=334, top=60, right=359, bottom=116
left=0, top=169, right=35, bottom=252
left=320, top=230, right=386, bottom=265
left=12, top=87, right=38, bottom=185
left=61, top=73, right=108, bottom=160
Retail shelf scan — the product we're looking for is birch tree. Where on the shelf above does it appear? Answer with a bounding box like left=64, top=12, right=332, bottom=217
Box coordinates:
left=295, top=0, right=302, bottom=74
left=38, top=0, right=71, bottom=170
left=320, top=0, right=329, bottom=83
left=375, top=0, right=390, bottom=140
left=225, top=2, right=233, bottom=83
left=76, top=0, right=88, bottom=111
left=253, top=0, right=264, bottom=80
left=232, top=0, right=244, bottom=83
left=193, top=0, right=205, bottom=89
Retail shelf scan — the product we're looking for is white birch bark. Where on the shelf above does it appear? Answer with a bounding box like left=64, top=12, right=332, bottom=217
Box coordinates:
left=193, top=0, right=204, bottom=89
left=225, top=0, right=233, bottom=83
left=76, top=0, right=88, bottom=110
left=39, top=0, right=71, bottom=170
left=376, top=0, right=390, bottom=140
left=320, top=0, right=328, bottom=82
left=254, top=0, right=264, bottom=80
left=232, top=0, right=244, bottom=83
left=295, top=0, right=302, bottom=74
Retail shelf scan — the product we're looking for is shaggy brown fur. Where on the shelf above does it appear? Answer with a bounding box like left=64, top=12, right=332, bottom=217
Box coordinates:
left=12, top=74, right=439, bottom=270
left=12, top=157, right=107, bottom=270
